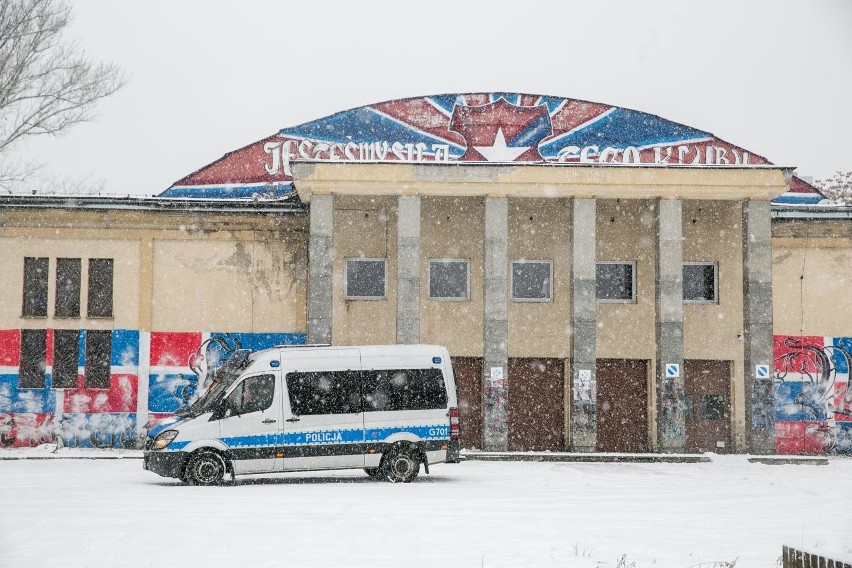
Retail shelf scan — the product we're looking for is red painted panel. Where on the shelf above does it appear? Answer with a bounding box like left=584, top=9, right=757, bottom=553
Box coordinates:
left=150, top=332, right=201, bottom=367
left=0, top=329, right=21, bottom=366
left=45, top=328, right=54, bottom=366
left=63, top=374, right=138, bottom=413
left=775, top=420, right=826, bottom=455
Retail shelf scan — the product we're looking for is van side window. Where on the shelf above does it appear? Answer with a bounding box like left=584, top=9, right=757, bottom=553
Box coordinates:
left=287, top=371, right=360, bottom=416
left=362, top=369, right=448, bottom=412
left=226, top=374, right=275, bottom=415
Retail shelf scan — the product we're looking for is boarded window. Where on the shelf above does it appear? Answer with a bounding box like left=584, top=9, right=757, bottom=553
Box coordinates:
left=52, top=329, right=80, bottom=389
left=22, top=257, right=49, bottom=317
left=286, top=371, right=360, bottom=416
left=87, top=259, right=114, bottom=318
left=511, top=260, right=552, bottom=301
left=683, top=262, right=717, bottom=303
left=19, top=329, right=47, bottom=388
left=84, top=330, right=112, bottom=389
left=55, top=258, right=82, bottom=318
left=344, top=259, right=386, bottom=299
left=596, top=262, right=635, bottom=302
left=428, top=260, right=469, bottom=300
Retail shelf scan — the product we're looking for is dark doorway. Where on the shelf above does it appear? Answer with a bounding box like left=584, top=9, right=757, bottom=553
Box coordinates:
left=452, top=357, right=483, bottom=450
left=596, top=359, right=649, bottom=452
left=508, top=358, right=564, bottom=451
left=684, top=360, right=732, bottom=453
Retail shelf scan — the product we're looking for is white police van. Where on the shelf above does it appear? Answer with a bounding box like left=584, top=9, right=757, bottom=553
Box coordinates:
left=143, top=344, right=460, bottom=485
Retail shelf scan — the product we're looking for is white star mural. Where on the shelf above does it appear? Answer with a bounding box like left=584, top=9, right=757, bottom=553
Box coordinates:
left=474, top=128, right=529, bottom=162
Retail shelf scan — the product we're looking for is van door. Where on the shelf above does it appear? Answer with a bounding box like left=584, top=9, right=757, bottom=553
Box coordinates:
left=216, top=372, right=281, bottom=475
left=279, top=349, right=365, bottom=471
left=360, top=354, right=451, bottom=469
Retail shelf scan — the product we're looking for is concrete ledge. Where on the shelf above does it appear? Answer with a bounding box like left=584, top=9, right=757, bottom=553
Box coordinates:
left=462, top=451, right=712, bottom=463
left=748, top=456, right=829, bottom=466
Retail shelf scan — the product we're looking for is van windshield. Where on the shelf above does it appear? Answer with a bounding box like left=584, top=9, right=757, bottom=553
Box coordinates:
left=180, top=350, right=253, bottom=418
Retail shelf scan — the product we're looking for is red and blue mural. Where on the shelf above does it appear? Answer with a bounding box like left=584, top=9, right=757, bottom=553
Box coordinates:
left=162, top=92, right=826, bottom=205
left=0, top=328, right=304, bottom=448
left=774, top=335, right=852, bottom=455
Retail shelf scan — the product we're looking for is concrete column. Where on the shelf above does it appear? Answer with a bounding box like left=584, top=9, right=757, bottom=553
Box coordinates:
left=743, top=200, right=776, bottom=454
left=571, top=198, right=597, bottom=452
left=656, top=199, right=686, bottom=452
left=308, top=194, right=334, bottom=345
left=483, top=197, right=508, bottom=451
left=396, top=196, right=420, bottom=344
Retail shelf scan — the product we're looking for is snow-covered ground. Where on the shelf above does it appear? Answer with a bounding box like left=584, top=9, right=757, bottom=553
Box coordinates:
left=1, top=450, right=850, bottom=568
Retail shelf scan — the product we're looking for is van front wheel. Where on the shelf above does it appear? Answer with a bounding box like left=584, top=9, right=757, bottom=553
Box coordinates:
left=186, top=451, right=226, bottom=486
left=381, top=447, right=420, bottom=483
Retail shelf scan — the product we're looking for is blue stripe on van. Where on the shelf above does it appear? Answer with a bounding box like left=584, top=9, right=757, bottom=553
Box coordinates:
left=163, top=425, right=450, bottom=452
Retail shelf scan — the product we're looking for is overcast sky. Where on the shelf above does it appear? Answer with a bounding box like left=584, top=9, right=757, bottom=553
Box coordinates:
left=10, top=0, right=852, bottom=196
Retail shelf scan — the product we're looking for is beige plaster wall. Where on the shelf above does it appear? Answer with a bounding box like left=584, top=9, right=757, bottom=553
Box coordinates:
left=331, top=195, right=397, bottom=346
left=0, top=235, right=140, bottom=331
left=682, top=200, right=746, bottom=450
left=0, top=209, right=307, bottom=334
left=773, top=226, right=852, bottom=337
left=420, top=197, right=484, bottom=356
left=595, top=199, right=658, bottom=360
left=507, top=198, right=571, bottom=358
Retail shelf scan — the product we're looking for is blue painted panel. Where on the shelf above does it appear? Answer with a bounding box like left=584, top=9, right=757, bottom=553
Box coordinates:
left=775, top=381, right=827, bottom=421
left=831, top=338, right=852, bottom=374
left=149, top=372, right=198, bottom=413
left=111, top=329, right=139, bottom=367
left=160, top=183, right=294, bottom=199
left=539, top=107, right=709, bottom=156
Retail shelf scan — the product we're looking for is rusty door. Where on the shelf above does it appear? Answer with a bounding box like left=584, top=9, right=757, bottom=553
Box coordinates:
left=507, top=358, right=564, bottom=451
left=684, top=360, right=732, bottom=453
left=452, top=357, right=483, bottom=450
left=596, top=359, right=648, bottom=453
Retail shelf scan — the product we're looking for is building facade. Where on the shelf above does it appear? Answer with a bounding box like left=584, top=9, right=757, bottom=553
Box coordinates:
left=1, top=93, right=849, bottom=454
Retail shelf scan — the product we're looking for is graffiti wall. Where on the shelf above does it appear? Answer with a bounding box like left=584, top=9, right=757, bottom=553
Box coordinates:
left=0, top=328, right=304, bottom=449
left=774, top=335, right=852, bottom=455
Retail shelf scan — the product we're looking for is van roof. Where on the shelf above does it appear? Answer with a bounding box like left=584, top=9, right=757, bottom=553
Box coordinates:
left=259, top=344, right=448, bottom=358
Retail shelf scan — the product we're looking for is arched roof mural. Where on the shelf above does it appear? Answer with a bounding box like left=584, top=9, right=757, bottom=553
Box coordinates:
left=162, top=92, right=824, bottom=204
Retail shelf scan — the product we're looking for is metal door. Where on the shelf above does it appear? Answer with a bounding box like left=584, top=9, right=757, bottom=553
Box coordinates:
left=596, top=359, right=648, bottom=453
left=684, top=360, right=732, bottom=453
left=508, top=358, right=564, bottom=451
left=452, top=357, right=483, bottom=450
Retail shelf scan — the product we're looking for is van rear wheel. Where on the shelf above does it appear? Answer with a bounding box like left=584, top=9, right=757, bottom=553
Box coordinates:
left=381, top=447, right=420, bottom=483
left=186, top=451, right=226, bottom=486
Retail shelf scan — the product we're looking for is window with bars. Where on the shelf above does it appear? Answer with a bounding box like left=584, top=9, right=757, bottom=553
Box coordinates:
left=22, top=257, right=49, bottom=317
left=511, top=260, right=553, bottom=302
left=84, top=330, right=112, bottom=389
left=87, top=259, right=114, bottom=318
left=52, top=329, right=80, bottom=389
left=428, top=259, right=469, bottom=300
left=344, top=258, right=387, bottom=299
left=596, top=262, right=636, bottom=302
left=19, top=329, right=47, bottom=388
left=55, top=258, right=82, bottom=318
left=683, top=262, right=718, bottom=303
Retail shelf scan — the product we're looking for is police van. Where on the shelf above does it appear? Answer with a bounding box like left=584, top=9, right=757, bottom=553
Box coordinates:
left=143, top=344, right=461, bottom=485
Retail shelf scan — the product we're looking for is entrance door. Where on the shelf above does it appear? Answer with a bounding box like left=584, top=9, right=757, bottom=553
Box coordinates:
left=684, top=360, right=732, bottom=453
left=452, top=357, right=483, bottom=450
left=217, top=372, right=281, bottom=474
left=596, top=359, right=648, bottom=453
left=508, top=358, right=564, bottom=451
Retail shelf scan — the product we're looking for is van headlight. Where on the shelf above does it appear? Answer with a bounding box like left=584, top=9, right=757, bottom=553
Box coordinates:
left=151, top=430, right=179, bottom=450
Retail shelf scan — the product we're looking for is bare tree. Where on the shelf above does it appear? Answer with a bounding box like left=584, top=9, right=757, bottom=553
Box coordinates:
left=0, top=0, right=125, bottom=190
left=815, top=171, right=852, bottom=206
